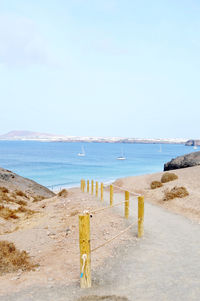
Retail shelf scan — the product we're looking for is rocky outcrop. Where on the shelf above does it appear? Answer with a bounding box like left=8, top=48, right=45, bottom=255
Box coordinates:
left=164, top=151, right=200, bottom=171
left=0, top=167, right=55, bottom=198
left=185, top=140, right=200, bottom=146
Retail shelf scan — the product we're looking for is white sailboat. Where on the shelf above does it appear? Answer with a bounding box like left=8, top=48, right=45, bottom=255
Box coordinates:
left=117, top=148, right=126, bottom=160
left=77, top=146, right=85, bottom=157
left=193, top=141, right=197, bottom=150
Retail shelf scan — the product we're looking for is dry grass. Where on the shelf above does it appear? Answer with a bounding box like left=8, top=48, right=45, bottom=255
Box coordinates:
left=151, top=181, right=163, bottom=189
left=0, top=205, right=18, bottom=220
left=15, top=190, right=27, bottom=198
left=161, top=172, right=178, bottom=183
left=15, top=199, right=28, bottom=206
left=0, top=203, right=35, bottom=220
left=17, top=206, right=35, bottom=215
left=0, top=241, right=36, bottom=275
left=32, top=195, right=45, bottom=202
left=57, top=189, right=68, bottom=197
left=0, top=187, right=9, bottom=193
left=163, top=186, right=189, bottom=201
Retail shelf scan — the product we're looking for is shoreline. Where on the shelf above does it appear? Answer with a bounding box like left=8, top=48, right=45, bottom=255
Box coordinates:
left=48, top=166, right=200, bottom=224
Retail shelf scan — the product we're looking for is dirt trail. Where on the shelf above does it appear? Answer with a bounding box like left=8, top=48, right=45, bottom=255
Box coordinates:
left=1, top=190, right=200, bottom=301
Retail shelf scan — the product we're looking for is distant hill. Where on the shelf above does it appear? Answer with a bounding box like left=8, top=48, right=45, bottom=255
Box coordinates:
left=0, top=130, right=64, bottom=140
left=0, top=130, right=188, bottom=144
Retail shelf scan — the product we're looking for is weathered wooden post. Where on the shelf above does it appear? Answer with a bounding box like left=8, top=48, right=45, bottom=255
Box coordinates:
left=91, top=180, right=94, bottom=195
left=101, top=183, right=103, bottom=201
left=79, top=213, right=91, bottom=288
left=96, top=181, right=98, bottom=197
left=110, top=184, right=113, bottom=206
left=87, top=180, right=89, bottom=193
left=125, top=191, right=130, bottom=219
left=138, top=196, right=144, bottom=237
left=83, top=180, right=86, bottom=192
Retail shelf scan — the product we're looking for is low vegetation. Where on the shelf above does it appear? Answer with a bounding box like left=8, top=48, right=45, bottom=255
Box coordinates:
left=163, top=186, right=189, bottom=201
left=32, top=195, right=45, bottom=202
left=151, top=181, right=163, bottom=189
left=0, top=241, right=36, bottom=275
left=0, top=186, right=36, bottom=219
left=15, top=190, right=28, bottom=198
left=161, top=172, right=178, bottom=183
left=0, top=187, right=9, bottom=193
left=57, top=189, right=68, bottom=197
left=0, top=205, right=18, bottom=220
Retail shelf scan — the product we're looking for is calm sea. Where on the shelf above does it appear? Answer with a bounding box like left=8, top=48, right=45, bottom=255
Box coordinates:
left=0, top=141, right=195, bottom=190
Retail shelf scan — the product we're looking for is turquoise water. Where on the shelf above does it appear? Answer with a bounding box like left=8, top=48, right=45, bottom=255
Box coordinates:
left=0, top=141, right=195, bottom=189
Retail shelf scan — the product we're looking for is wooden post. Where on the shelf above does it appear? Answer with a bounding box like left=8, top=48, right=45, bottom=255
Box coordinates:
left=87, top=180, right=89, bottom=193
left=138, top=196, right=144, bottom=237
left=79, top=213, right=91, bottom=288
left=91, top=180, right=94, bottom=195
left=125, top=191, right=129, bottom=219
left=101, top=183, right=103, bottom=201
left=81, top=180, right=83, bottom=191
left=96, top=181, right=98, bottom=197
left=110, top=184, right=113, bottom=206
left=83, top=180, right=85, bottom=192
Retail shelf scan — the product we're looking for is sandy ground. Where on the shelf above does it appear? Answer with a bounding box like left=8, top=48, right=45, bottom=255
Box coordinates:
left=1, top=166, right=200, bottom=300
left=113, top=165, right=200, bottom=223
left=0, top=188, right=132, bottom=296
left=1, top=189, right=200, bottom=301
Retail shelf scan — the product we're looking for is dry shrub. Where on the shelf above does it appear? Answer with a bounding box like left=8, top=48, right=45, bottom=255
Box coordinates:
left=3, top=195, right=16, bottom=203
left=0, top=240, right=36, bottom=275
left=163, top=186, right=189, bottom=201
left=15, top=200, right=27, bottom=206
left=0, top=187, right=9, bottom=193
left=0, top=205, right=18, bottom=220
left=57, top=189, right=68, bottom=197
left=161, top=172, right=178, bottom=183
left=15, top=190, right=27, bottom=198
left=32, top=195, right=45, bottom=202
left=0, top=192, right=17, bottom=203
left=151, top=181, right=163, bottom=189
left=16, top=206, right=35, bottom=215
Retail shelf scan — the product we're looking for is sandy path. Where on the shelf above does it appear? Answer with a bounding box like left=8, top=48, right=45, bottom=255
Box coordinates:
left=1, top=189, right=200, bottom=301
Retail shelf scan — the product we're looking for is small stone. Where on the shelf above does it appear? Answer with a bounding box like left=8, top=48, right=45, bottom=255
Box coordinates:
left=66, top=228, right=71, bottom=236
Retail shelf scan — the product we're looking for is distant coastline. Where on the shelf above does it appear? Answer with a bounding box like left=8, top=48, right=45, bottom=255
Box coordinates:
left=0, top=130, right=188, bottom=144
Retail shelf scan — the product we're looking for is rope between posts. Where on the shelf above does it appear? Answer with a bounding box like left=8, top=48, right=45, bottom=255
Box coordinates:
left=90, top=201, right=126, bottom=214
left=112, top=184, right=141, bottom=196
left=91, top=219, right=140, bottom=253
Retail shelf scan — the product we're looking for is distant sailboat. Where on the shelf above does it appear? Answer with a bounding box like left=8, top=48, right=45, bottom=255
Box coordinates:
left=158, top=144, right=162, bottom=152
left=117, top=148, right=126, bottom=160
left=193, top=141, right=197, bottom=150
left=77, top=146, right=85, bottom=157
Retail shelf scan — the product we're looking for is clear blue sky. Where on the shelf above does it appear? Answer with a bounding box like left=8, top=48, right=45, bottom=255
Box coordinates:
left=0, top=0, right=199, bottom=138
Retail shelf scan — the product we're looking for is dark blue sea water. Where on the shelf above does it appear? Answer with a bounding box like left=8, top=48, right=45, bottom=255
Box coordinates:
left=0, top=141, right=195, bottom=189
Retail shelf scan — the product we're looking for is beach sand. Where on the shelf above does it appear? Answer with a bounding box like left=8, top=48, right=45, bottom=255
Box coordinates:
left=0, top=187, right=133, bottom=296
left=1, top=166, right=200, bottom=300
left=113, top=165, right=200, bottom=223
